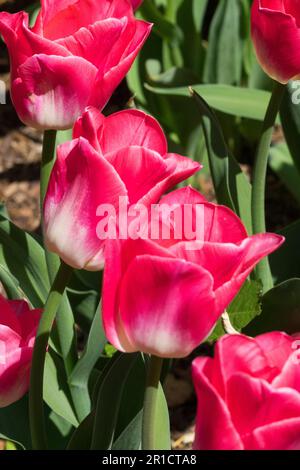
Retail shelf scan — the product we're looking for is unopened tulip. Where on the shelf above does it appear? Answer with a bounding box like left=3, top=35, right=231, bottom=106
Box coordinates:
left=44, top=108, right=200, bottom=270
left=0, top=0, right=151, bottom=130
left=102, top=187, right=284, bottom=358
left=193, top=332, right=300, bottom=450
left=251, top=0, right=300, bottom=83
left=0, top=296, right=41, bottom=408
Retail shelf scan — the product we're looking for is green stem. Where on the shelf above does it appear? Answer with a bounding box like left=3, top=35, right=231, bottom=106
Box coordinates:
left=251, top=81, right=285, bottom=293
left=142, top=355, right=163, bottom=450
left=40, top=130, right=78, bottom=410
left=29, top=261, right=73, bottom=450
left=40, top=130, right=57, bottom=208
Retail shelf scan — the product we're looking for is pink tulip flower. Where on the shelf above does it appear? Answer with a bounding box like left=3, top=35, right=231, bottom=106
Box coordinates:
left=0, top=0, right=151, bottom=130
left=102, top=186, right=284, bottom=358
left=43, top=108, right=200, bottom=270
left=193, top=332, right=300, bottom=450
left=251, top=0, right=300, bottom=83
left=0, top=296, right=41, bottom=408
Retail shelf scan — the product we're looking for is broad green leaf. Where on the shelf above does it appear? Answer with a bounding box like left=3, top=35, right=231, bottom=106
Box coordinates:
left=44, top=349, right=79, bottom=428
left=191, top=89, right=252, bottom=233
left=69, top=304, right=107, bottom=421
left=269, top=143, right=300, bottom=206
left=270, top=220, right=300, bottom=284
left=91, top=353, right=139, bottom=450
left=146, top=83, right=274, bottom=122
left=113, top=411, right=142, bottom=451
left=0, top=264, right=24, bottom=300
left=0, top=214, right=49, bottom=307
left=245, top=279, right=300, bottom=335
left=208, top=280, right=262, bottom=341
left=67, top=413, right=94, bottom=450
left=204, top=0, right=243, bottom=85
left=139, top=0, right=183, bottom=44
left=150, top=383, right=171, bottom=450
left=0, top=396, right=31, bottom=449
left=280, top=82, right=300, bottom=175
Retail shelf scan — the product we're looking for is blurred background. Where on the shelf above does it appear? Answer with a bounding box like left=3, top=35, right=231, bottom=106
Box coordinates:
left=1, top=0, right=300, bottom=450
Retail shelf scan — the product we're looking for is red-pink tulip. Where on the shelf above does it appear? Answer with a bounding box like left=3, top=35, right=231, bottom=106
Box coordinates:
left=0, top=296, right=41, bottom=408
left=102, top=187, right=284, bottom=358
left=44, top=108, right=200, bottom=270
left=251, top=0, right=300, bottom=83
left=193, top=332, right=300, bottom=450
left=0, top=0, right=151, bottom=130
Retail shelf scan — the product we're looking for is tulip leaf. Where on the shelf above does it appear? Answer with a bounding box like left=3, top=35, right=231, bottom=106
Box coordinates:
left=0, top=264, right=25, bottom=300
left=245, top=279, right=300, bottom=336
left=280, top=82, right=300, bottom=176
left=208, top=280, right=262, bottom=341
left=69, top=303, right=107, bottom=421
left=0, top=396, right=31, bottom=449
left=203, top=0, right=243, bottom=85
left=112, top=411, right=143, bottom=450
left=270, top=220, right=300, bottom=284
left=67, top=413, right=95, bottom=450
left=145, top=83, right=275, bottom=122
left=269, top=142, right=300, bottom=206
left=0, top=213, right=49, bottom=307
left=191, top=88, right=252, bottom=233
left=150, top=383, right=171, bottom=450
left=44, top=349, right=79, bottom=428
left=90, top=353, right=139, bottom=450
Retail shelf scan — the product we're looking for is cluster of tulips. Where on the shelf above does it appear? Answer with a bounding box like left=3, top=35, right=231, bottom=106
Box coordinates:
left=1, top=0, right=300, bottom=451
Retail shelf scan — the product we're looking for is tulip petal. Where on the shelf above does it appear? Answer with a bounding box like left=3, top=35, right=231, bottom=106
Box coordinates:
left=227, top=373, right=300, bottom=440
left=91, top=20, right=152, bottom=110
left=41, top=0, right=134, bottom=40
left=214, top=233, right=284, bottom=314
left=73, top=106, right=105, bottom=153
left=9, top=300, right=41, bottom=347
left=12, top=54, right=98, bottom=129
left=56, top=18, right=125, bottom=69
left=0, top=347, right=32, bottom=408
left=159, top=188, right=248, bottom=244
left=100, top=109, right=168, bottom=155
left=247, top=418, right=300, bottom=450
left=256, top=331, right=295, bottom=370
left=252, top=0, right=300, bottom=83
left=210, top=335, right=276, bottom=397
left=272, top=353, right=300, bottom=392
left=119, top=255, right=215, bottom=357
left=102, top=238, right=176, bottom=352
left=192, top=358, right=243, bottom=450
left=0, top=296, right=21, bottom=334
left=44, top=137, right=128, bottom=270
left=106, top=146, right=183, bottom=205
left=0, top=325, right=22, bottom=361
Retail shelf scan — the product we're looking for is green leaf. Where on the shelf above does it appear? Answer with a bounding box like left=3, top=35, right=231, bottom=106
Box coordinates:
left=191, top=88, right=252, bottom=233
left=208, top=280, right=262, bottom=341
left=112, top=412, right=142, bottom=451
left=280, top=82, right=300, bottom=176
left=0, top=264, right=25, bottom=299
left=69, top=303, right=107, bottom=421
left=204, top=0, right=243, bottom=85
left=269, top=142, right=300, bottom=206
left=146, top=83, right=275, bottom=122
left=0, top=396, right=31, bottom=449
left=245, top=279, right=300, bottom=335
left=91, top=353, right=139, bottom=450
left=270, top=220, right=300, bottom=284
left=139, top=0, right=183, bottom=44
left=151, top=384, right=171, bottom=450
left=44, top=349, right=79, bottom=428
left=0, top=214, right=49, bottom=307
left=67, top=413, right=94, bottom=450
